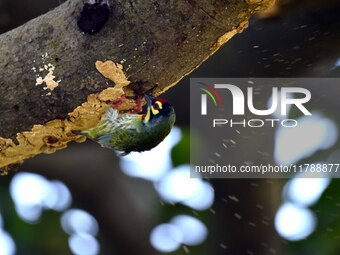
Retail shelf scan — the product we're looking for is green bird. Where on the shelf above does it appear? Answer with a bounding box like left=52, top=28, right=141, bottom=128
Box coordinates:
left=82, top=94, right=176, bottom=155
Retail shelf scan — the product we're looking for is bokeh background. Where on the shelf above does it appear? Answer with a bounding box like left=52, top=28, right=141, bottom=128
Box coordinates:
left=1, top=0, right=340, bottom=254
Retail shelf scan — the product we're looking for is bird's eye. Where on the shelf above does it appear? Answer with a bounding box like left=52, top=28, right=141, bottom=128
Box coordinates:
left=153, top=104, right=160, bottom=110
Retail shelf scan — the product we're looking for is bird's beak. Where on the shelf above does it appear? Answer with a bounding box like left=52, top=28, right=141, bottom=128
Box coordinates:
left=145, top=94, right=154, bottom=106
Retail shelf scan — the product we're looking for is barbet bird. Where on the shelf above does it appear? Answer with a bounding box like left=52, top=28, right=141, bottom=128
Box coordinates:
left=82, top=94, right=176, bottom=155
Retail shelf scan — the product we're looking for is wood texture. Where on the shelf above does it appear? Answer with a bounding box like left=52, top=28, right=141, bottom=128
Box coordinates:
left=0, top=0, right=274, bottom=171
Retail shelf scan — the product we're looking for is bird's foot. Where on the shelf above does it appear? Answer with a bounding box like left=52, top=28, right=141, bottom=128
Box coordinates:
left=110, top=95, right=126, bottom=109
left=130, top=95, right=143, bottom=114
left=109, top=94, right=143, bottom=113
left=117, top=151, right=130, bottom=157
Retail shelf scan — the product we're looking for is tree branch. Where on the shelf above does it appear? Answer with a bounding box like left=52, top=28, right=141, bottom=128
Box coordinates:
left=0, top=0, right=274, bottom=171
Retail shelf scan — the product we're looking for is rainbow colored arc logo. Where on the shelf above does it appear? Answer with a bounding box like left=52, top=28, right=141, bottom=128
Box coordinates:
left=198, top=82, right=223, bottom=107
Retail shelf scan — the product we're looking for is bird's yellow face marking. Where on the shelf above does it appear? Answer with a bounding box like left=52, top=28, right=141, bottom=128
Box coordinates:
left=144, top=107, right=151, bottom=123
left=151, top=101, right=162, bottom=115
left=143, top=101, right=163, bottom=124
left=155, top=101, right=163, bottom=109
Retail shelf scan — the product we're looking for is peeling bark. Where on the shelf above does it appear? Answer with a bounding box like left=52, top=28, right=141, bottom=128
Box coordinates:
left=0, top=0, right=274, bottom=172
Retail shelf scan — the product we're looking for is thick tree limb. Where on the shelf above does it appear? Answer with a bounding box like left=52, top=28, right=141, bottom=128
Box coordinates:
left=0, top=0, right=274, bottom=171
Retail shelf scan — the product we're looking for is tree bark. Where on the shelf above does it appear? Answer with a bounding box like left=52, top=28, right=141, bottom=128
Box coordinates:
left=0, top=0, right=274, bottom=171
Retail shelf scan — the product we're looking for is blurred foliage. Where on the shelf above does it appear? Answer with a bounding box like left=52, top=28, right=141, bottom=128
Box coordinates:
left=0, top=177, right=70, bottom=255
left=171, top=128, right=190, bottom=168
left=286, top=179, right=340, bottom=255
left=159, top=130, right=210, bottom=255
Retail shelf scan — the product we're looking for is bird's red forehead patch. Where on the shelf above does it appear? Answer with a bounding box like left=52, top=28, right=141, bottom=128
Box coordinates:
left=155, top=98, right=168, bottom=104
